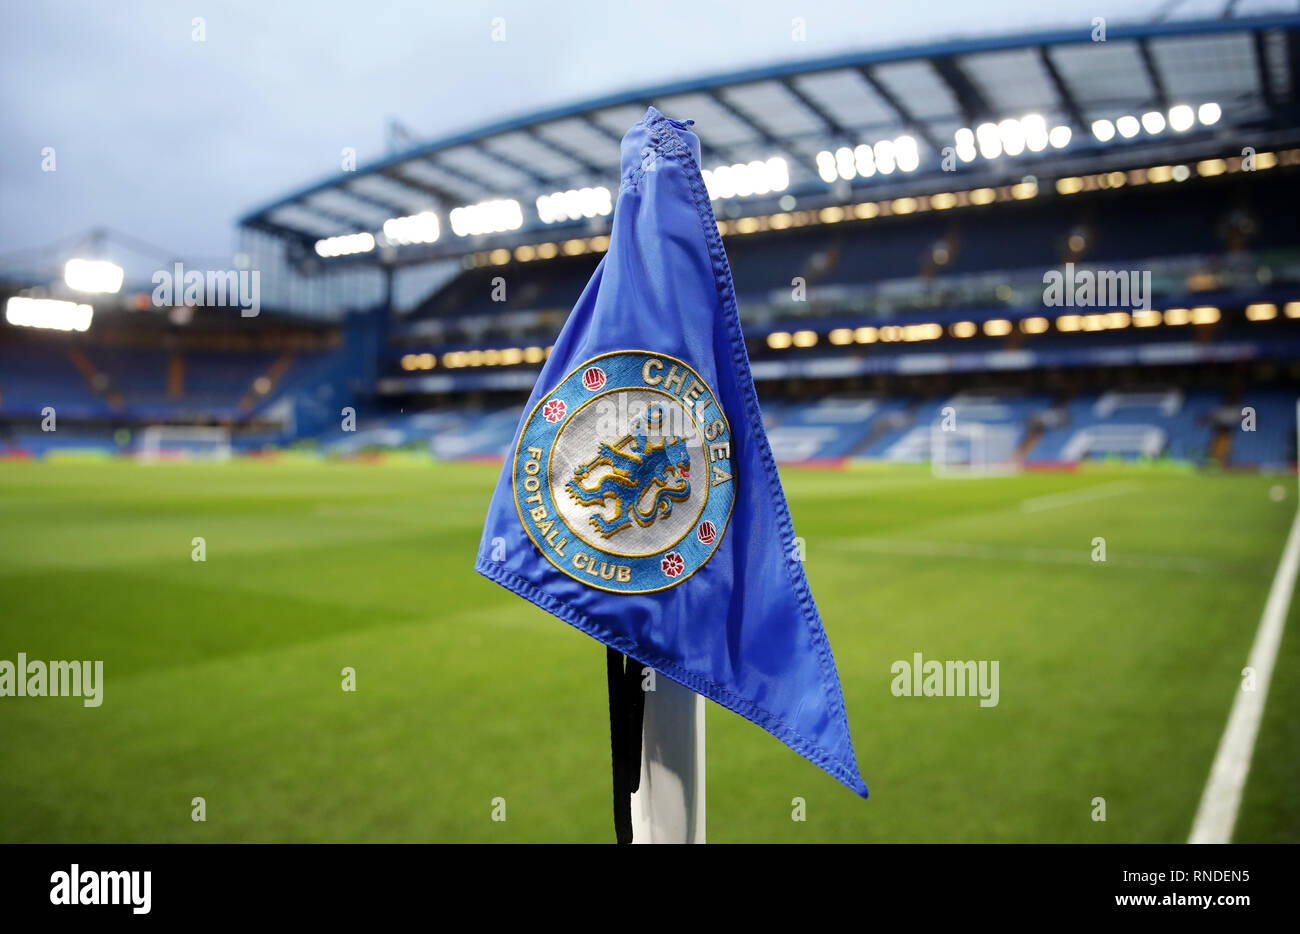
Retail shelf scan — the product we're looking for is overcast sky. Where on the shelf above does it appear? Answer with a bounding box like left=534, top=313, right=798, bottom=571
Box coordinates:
left=0, top=0, right=1291, bottom=267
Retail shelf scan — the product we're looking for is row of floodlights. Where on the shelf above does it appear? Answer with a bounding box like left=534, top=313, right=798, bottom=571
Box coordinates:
left=764, top=302, right=1297, bottom=348
left=314, top=192, right=604, bottom=258
left=2, top=260, right=120, bottom=331
left=399, top=345, right=553, bottom=370
left=5, top=296, right=94, bottom=332
left=316, top=101, right=1228, bottom=257
left=822, top=102, right=1220, bottom=177
left=1091, top=103, right=1221, bottom=143
left=817, top=135, right=923, bottom=183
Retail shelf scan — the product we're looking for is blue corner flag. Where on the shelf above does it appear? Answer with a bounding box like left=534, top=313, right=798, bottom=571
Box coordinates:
left=475, top=107, right=868, bottom=798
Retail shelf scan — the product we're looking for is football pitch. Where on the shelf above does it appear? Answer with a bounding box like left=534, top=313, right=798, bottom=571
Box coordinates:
left=0, top=457, right=1296, bottom=843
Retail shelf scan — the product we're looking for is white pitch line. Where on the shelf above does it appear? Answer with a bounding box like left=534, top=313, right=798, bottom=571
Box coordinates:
left=1189, top=505, right=1300, bottom=844
left=1020, top=480, right=1140, bottom=513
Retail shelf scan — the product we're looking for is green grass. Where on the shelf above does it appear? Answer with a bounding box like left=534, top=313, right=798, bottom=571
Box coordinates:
left=0, top=458, right=1295, bottom=842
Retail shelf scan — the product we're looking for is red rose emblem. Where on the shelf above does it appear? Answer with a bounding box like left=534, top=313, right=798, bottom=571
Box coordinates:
left=542, top=399, right=567, bottom=423
left=661, top=551, right=685, bottom=578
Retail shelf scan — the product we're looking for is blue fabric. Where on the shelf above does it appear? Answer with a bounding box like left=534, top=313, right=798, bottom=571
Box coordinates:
left=475, top=106, right=868, bottom=797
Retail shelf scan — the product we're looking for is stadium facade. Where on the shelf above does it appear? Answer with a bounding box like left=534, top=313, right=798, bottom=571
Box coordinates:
left=3, top=12, right=1299, bottom=469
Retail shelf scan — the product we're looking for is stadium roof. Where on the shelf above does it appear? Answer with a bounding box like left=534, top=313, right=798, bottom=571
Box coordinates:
left=239, top=12, right=1300, bottom=269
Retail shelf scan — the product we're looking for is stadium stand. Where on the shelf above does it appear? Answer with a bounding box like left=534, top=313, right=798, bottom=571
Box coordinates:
left=4, top=13, right=1298, bottom=470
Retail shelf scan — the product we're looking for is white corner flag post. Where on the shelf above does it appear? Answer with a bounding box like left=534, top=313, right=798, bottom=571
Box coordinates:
left=629, top=675, right=706, bottom=843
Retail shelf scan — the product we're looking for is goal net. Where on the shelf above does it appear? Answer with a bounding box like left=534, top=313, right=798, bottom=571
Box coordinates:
left=930, top=421, right=1020, bottom=478
left=136, top=425, right=233, bottom=463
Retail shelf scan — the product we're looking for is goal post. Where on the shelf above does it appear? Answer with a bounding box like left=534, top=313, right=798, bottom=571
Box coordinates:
left=136, top=425, right=233, bottom=463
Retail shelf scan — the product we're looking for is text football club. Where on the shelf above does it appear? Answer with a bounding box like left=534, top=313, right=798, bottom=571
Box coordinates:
left=514, top=350, right=735, bottom=593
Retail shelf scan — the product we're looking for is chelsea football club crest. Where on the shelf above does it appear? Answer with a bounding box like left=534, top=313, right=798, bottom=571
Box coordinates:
left=513, top=350, right=734, bottom=593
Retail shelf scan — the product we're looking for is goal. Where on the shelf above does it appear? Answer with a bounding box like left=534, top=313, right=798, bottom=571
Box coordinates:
left=136, top=425, right=233, bottom=463
left=930, top=421, right=1020, bottom=478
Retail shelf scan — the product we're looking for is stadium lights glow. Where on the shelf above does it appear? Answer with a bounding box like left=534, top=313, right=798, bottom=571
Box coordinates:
left=983, top=318, right=1012, bottom=337
left=428, top=346, right=546, bottom=372
left=64, top=258, right=124, bottom=294
left=400, top=353, right=437, bottom=371
left=998, top=118, right=1025, bottom=156
left=1030, top=308, right=1185, bottom=333
left=1020, top=316, right=1049, bottom=334
left=792, top=329, right=818, bottom=348
left=382, top=212, right=439, bottom=245
left=894, top=136, right=920, bottom=172
left=954, top=128, right=977, bottom=163
left=439, top=346, right=546, bottom=369
left=975, top=123, right=1002, bottom=160
left=828, top=328, right=853, bottom=345
left=902, top=323, right=942, bottom=341
left=315, top=232, right=375, bottom=257
left=1286, top=302, right=1300, bottom=319
left=1089, top=102, right=1220, bottom=146
left=951, top=321, right=977, bottom=338
left=767, top=331, right=793, bottom=349
left=874, top=139, right=896, bottom=174
left=820, top=148, right=847, bottom=182
left=1168, top=104, right=1195, bottom=132
left=536, top=187, right=613, bottom=224
left=1246, top=303, right=1278, bottom=321
left=816, top=137, right=917, bottom=184
left=854, top=326, right=878, bottom=343
left=1190, top=306, right=1220, bottom=325
left=1021, top=114, right=1049, bottom=153
left=820, top=148, right=846, bottom=182
left=5, top=296, right=94, bottom=332
left=703, top=158, right=790, bottom=199
left=956, top=116, right=1070, bottom=163
left=449, top=199, right=523, bottom=237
